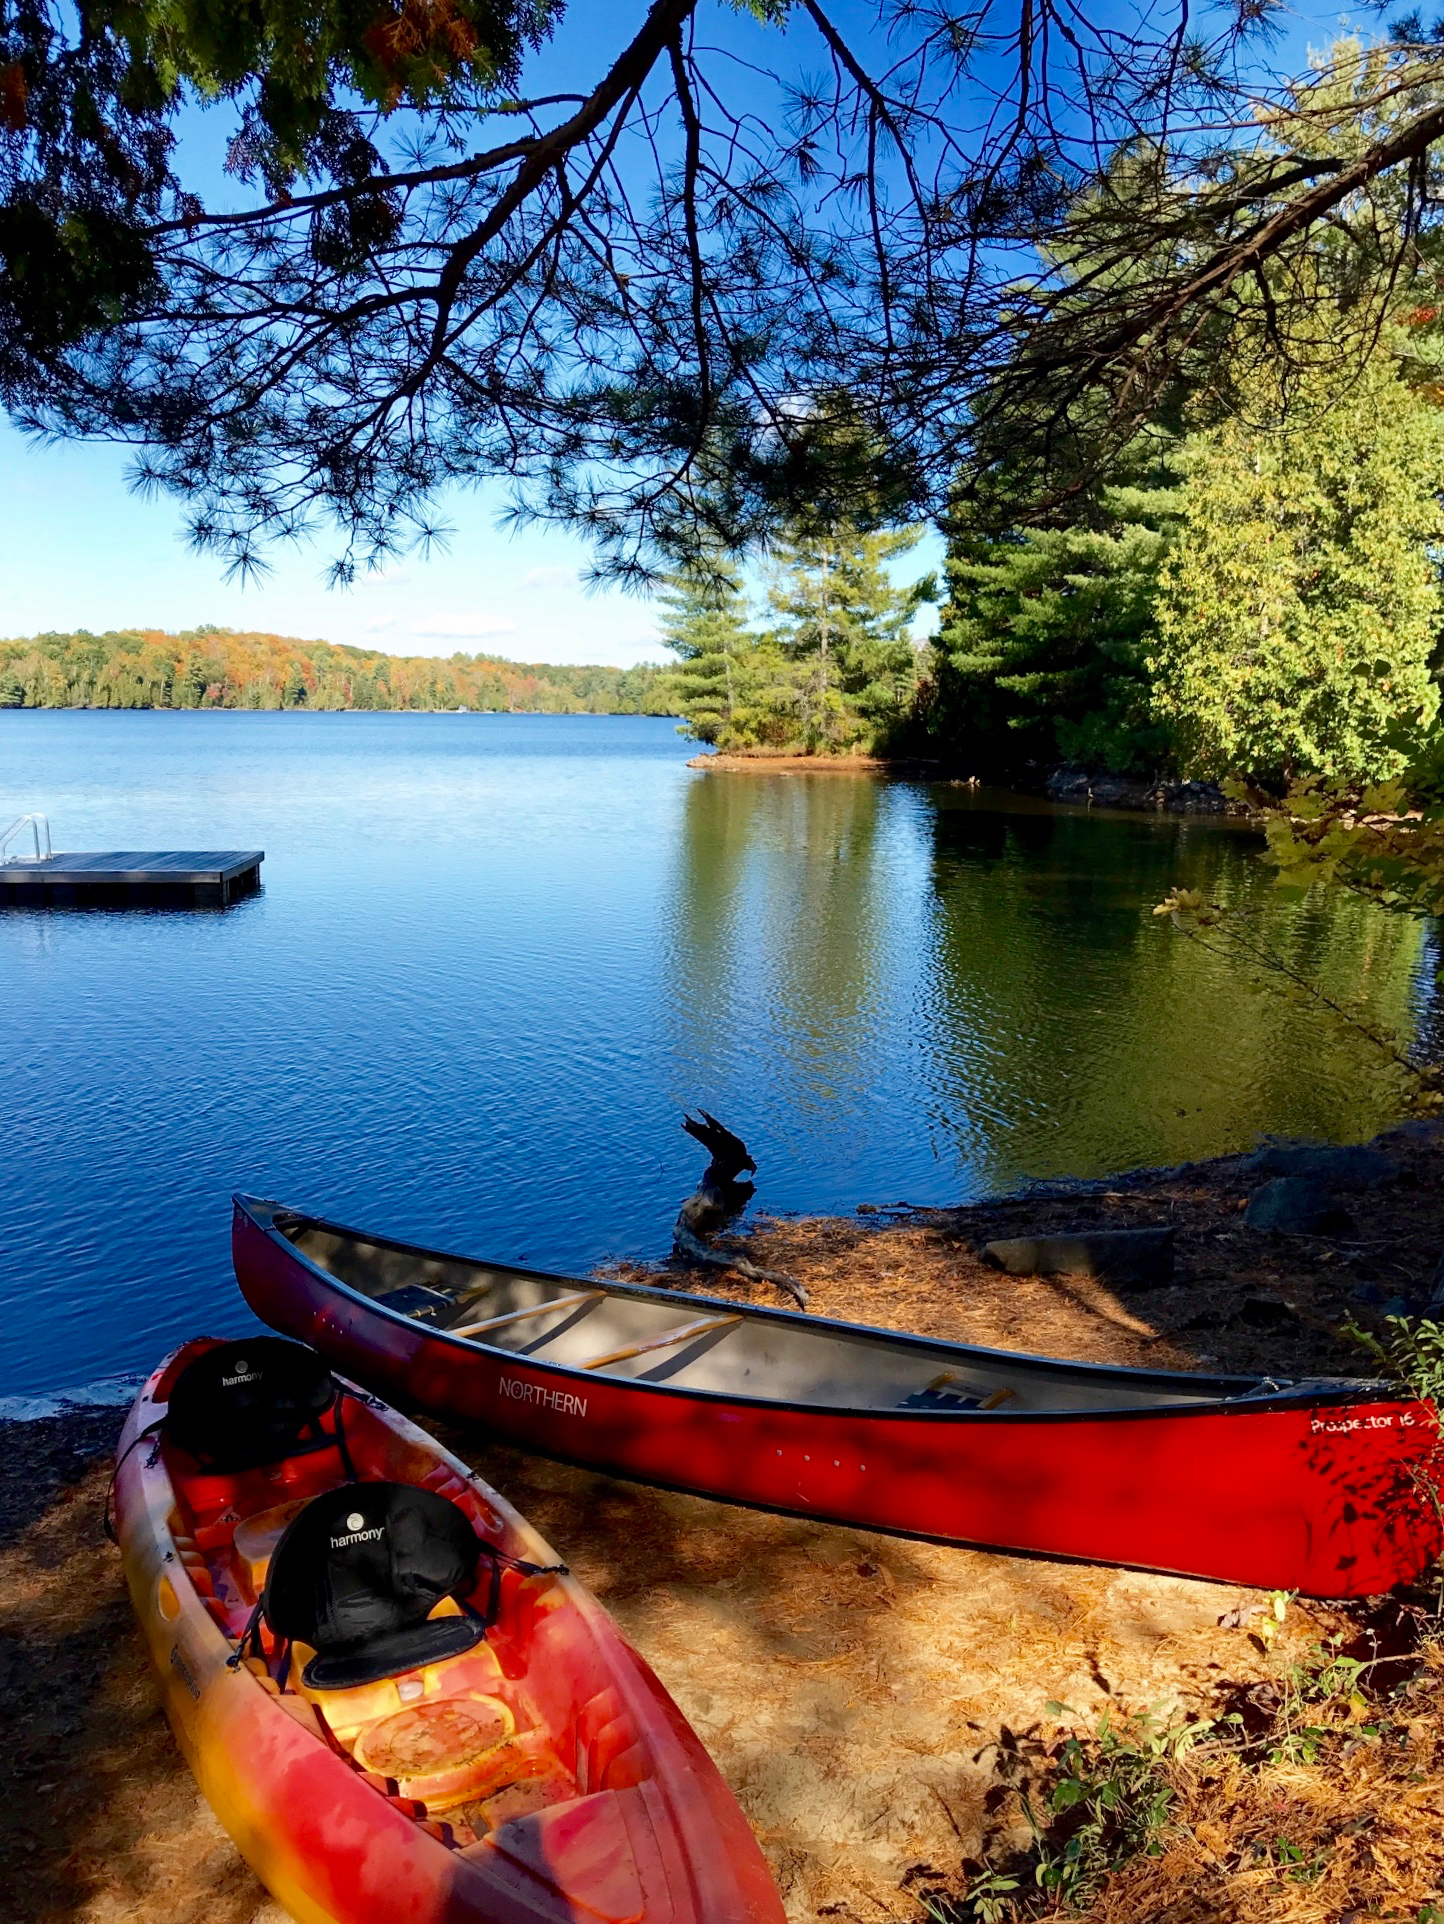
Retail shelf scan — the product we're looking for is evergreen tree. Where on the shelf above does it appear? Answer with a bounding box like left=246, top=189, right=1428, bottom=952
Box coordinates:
left=173, top=652, right=207, bottom=708
left=763, top=523, right=931, bottom=754
left=1151, top=357, right=1444, bottom=783
left=930, top=439, right=1183, bottom=777
left=659, top=553, right=763, bottom=747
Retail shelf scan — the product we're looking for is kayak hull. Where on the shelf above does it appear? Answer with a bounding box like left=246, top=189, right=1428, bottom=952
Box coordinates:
left=232, top=1197, right=1443, bottom=1598
left=115, top=1342, right=785, bottom=1924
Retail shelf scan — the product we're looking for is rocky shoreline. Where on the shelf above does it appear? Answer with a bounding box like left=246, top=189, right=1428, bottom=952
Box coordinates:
left=7, top=1119, right=1444, bottom=1921
left=1044, top=765, right=1234, bottom=814
left=686, top=748, right=1241, bottom=816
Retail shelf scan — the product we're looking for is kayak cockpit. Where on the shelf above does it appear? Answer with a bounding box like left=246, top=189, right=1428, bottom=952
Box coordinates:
left=283, top=1219, right=1265, bottom=1415
left=157, top=1345, right=646, bottom=1850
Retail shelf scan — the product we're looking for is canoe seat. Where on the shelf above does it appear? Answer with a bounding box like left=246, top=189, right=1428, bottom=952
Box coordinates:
left=899, top=1385, right=984, bottom=1411
left=898, top=1374, right=1017, bottom=1413
left=262, top=1481, right=486, bottom=1690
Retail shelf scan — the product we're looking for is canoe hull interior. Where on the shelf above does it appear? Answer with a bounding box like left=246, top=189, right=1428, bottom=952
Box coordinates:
left=232, top=1199, right=1444, bottom=1598
left=116, top=1340, right=784, bottom=1924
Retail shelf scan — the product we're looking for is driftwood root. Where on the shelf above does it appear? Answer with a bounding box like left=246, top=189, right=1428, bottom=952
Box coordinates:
left=672, top=1223, right=810, bottom=1310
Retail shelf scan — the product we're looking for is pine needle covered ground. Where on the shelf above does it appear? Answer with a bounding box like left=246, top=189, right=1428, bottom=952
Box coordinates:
left=5, top=1120, right=1444, bottom=1922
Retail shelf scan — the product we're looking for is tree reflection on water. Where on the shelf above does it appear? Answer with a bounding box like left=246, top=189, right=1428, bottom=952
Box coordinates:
left=666, top=772, right=1431, bottom=1204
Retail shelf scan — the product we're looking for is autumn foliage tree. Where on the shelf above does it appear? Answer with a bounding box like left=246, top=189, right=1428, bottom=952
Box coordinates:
left=0, top=627, right=670, bottom=712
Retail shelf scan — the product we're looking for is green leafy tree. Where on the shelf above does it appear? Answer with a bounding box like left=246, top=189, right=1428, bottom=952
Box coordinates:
left=931, top=439, right=1184, bottom=777
left=763, top=523, right=931, bottom=754
left=1150, top=357, right=1444, bottom=783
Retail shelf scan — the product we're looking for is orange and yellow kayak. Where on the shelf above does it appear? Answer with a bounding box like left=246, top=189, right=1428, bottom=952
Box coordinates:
left=115, top=1338, right=784, bottom=1924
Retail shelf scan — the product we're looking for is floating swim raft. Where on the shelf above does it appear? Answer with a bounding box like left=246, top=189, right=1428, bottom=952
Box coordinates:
left=0, top=848, right=263, bottom=907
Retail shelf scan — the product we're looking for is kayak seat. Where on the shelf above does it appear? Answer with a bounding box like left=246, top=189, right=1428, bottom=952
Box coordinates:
left=262, top=1481, right=486, bottom=1690
left=164, top=1337, right=348, bottom=1474
left=304, top=1616, right=483, bottom=1689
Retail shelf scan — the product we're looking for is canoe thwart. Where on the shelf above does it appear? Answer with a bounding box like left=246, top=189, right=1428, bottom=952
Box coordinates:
left=978, top=1386, right=1016, bottom=1412
left=579, top=1314, right=742, bottom=1372
left=448, top=1290, right=602, bottom=1340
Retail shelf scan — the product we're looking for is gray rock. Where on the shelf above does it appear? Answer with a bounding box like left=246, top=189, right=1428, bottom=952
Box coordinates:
left=1087, top=774, right=1157, bottom=810
left=1043, top=767, right=1227, bottom=813
left=980, top=1227, right=1176, bottom=1287
left=1243, top=1141, right=1395, bottom=1190
left=1243, top=1177, right=1354, bottom=1236
left=1381, top=1117, right=1444, bottom=1145
left=1044, top=767, right=1156, bottom=810
left=1162, top=781, right=1227, bottom=814
left=1046, top=766, right=1095, bottom=805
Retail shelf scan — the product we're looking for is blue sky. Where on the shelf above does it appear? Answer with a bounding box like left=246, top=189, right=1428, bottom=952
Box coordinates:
left=0, top=1, right=1358, bottom=667
left=0, top=419, right=947, bottom=663
left=0, top=421, right=674, bottom=665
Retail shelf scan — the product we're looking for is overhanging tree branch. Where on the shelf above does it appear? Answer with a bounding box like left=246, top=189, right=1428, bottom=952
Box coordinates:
left=8, top=3, right=1444, bottom=573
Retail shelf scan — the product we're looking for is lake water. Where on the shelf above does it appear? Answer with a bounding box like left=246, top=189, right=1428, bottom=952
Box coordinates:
left=1, top=710, right=1435, bottom=1404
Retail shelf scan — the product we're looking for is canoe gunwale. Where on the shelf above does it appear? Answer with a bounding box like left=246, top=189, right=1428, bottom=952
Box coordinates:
left=234, top=1193, right=1399, bottom=1426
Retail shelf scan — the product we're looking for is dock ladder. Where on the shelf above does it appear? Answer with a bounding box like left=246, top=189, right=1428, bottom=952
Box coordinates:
left=0, top=814, right=52, bottom=863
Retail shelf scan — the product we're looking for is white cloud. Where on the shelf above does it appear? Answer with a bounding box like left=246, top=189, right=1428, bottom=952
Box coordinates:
left=410, top=618, right=519, bottom=642
left=521, top=565, right=578, bottom=592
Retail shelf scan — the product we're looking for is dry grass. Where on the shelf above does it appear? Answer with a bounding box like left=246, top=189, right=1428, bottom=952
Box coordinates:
left=462, top=1446, right=1325, bottom=1920
left=1085, top=1638, right=1444, bottom=1924
left=615, top=1115, right=1444, bottom=1385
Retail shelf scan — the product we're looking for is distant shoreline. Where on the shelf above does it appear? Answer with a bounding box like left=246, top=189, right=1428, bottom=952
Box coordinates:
left=0, top=706, right=679, bottom=717
left=0, top=627, right=671, bottom=717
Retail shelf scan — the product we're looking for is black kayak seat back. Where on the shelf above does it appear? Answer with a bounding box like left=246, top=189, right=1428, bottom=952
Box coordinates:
left=165, top=1338, right=339, bottom=1473
left=263, top=1480, right=485, bottom=1690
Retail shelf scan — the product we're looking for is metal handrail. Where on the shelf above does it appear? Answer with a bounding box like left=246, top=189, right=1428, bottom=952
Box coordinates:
left=0, top=813, right=52, bottom=863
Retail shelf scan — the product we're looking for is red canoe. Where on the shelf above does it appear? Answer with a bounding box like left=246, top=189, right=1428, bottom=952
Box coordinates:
left=233, top=1194, right=1442, bottom=1598
left=116, top=1335, right=784, bottom=1924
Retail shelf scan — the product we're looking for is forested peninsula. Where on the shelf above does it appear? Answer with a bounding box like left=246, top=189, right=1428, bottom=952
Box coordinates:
left=0, top=628, right=670, bottom=714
